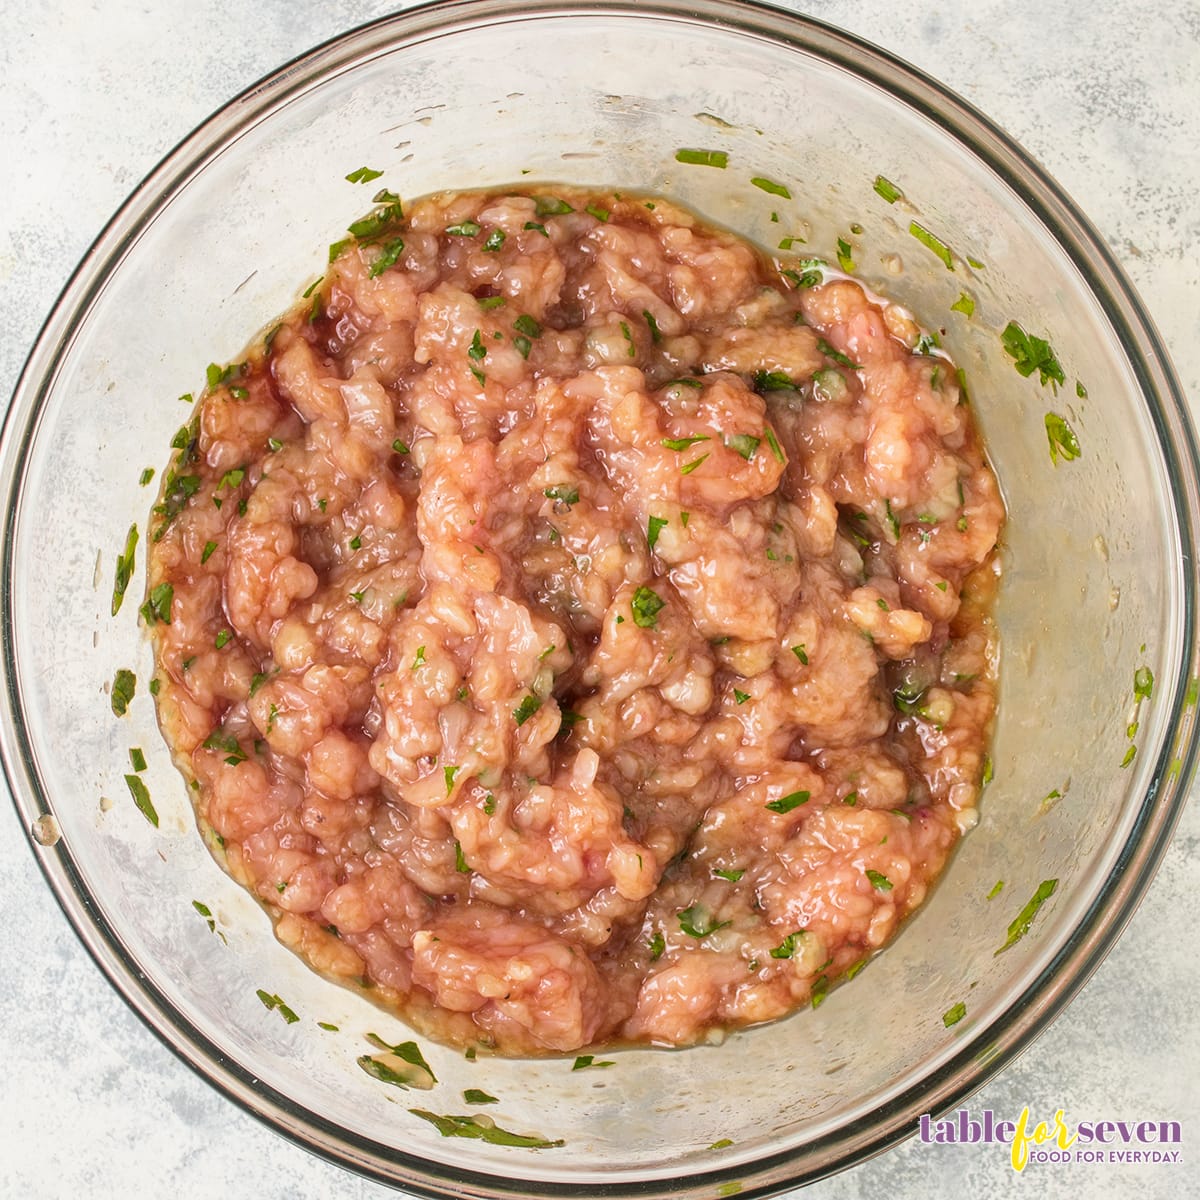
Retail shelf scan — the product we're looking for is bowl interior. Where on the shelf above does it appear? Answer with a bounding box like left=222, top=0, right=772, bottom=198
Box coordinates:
left=4, top=3, right=1196, bottom=1196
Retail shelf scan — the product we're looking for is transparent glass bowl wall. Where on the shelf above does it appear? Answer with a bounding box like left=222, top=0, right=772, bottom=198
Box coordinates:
left=2, top=2, right=1196, bottom=1197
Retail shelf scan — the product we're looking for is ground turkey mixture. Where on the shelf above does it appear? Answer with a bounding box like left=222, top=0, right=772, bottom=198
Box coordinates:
left=146, top=187, right=1003, bottom=1054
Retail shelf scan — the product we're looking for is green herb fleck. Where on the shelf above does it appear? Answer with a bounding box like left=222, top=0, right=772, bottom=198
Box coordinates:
left=680, top=452, right=709, bottom=476
left=765, top=790, right=809, bottom=814
left=483, top=228, right=506, bottom=251
left=631, top=586, right=665, bottom=629
left=454, top=841, right=470, bottom=873
left=409, top=1109, right=563, bottom=1149
left=987, top=879, right=1004, bottom=900
left=1076, top=380, right=1088, bottom=399
left=214, top=629, right=232, bottom=649
left=111, top=524, right=140, bottom=616
left=511, top=314, right=542, bottom=342
left=445, top=220, right=482, bottom=237
left=585, top=203, right=610, bottom=222
left=468, top=329, right=488, bottom=361
left=365, top=236, right=404, bottom=279
left=817, top=338, right=861, bottom=371
left=1044, top=413, right=1081, bottom=465
left=909, top=221, right=954, bottom=269
left=713, top=868, right=744, bottom=882
left=951, top=293, right=975, bottom=317
left=620, top=320, right=636, bottom=357
left=643, top=309, right=662, bottom=344
left=572, top=1054, right=615, bottom=1071
left=348, top=200, right=405, bottom=240
left=678, top=904, right=730, bottom=938
left=318, top=1022, right=339, bottom=1032
left=543, top=483, right=579, bottom=505
left=647, top=515, right=668, bottom=550
left=662, top=434, right=710, bottom=451
left=523, top=221, right=549, bottom=237
left=111, top=669, right=136, bottom=717
left=791, top=644, right=808, bottom=665
left=865, top=869, right=893, bottom=892
left=1134, top=665, right=1154, bottom=701
left=464, top=1089, right=498, bottom=1105
left=873, top=175, right=903, bottom=204
left=1002, top=321, right=1066, bottom=389
left=345, top=166, right=383, bottom=184
left=733, top=689, right=750, bottom=705
left=994, top=878, right=1058, bottom=955
left=884, top=498, right=901, bottom=540
left=750, top=176, right=790, bottom=198
left=356, top=1034, right=437, bottom=1089
left=444, top=764, right=460, bottom=794
left=943, top=1001, right=967, bottom=1028
left=675, top=148, right=729, bottom=168
left=513, top=694, right=542, bottom=726
left=124, top=774, right=158, bottom=827
left=128, top=746, right=147, bottom=773
left=191, top=899, right=217, bottom=934
left=769, top=931, right=806, bottom=959
left=140, top=582, right=174, bottom=626
left=648, top=931, right=665, bottom=960
left=836, top=237, right=855, bottom=273
left=725, top=433, right=760, bottom=461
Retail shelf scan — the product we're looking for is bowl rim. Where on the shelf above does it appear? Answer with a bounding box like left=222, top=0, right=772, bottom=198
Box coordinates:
left=3, top=1, right=1199, bottom=1196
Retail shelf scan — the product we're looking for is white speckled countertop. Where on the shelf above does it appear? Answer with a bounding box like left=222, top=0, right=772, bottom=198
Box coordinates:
left=1, top=2, right=1197, bottom=1197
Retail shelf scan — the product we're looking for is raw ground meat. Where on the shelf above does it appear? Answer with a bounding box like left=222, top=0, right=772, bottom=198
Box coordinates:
left=145, top=187, right=1003, bottom=1054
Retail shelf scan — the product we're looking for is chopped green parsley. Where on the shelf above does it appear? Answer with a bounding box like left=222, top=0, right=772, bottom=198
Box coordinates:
left=994, top=878, right=1058, bottom=955
left=1044, top=413, right=1081, bottom=465
left=111, top=523, right=140, bottom=616
left=1002, top=321, right=1066, bottom=389
left=630, top=586, right=665, bottom=629
left=942, top=1001, right=967, bottom=1028
left=769, top=931, right=806, bottom=959
left=124, top=774, right=158, bottom=827
left=111, top=669, right=136, bottom=717
left=409, top=1109, right=563, bottom=1149
left=678, top=904, right=730, bottom=938
left=571, top=1054, right=615, bottom=1070
left=909, top=221, right=954, bottom=269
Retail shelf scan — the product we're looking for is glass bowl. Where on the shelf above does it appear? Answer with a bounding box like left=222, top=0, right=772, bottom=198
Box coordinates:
left=2, top=1, right=1197, bottom=1196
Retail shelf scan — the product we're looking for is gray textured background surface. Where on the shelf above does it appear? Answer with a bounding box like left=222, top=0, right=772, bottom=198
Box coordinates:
left=1, top=1, right=1197, bottom=1197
